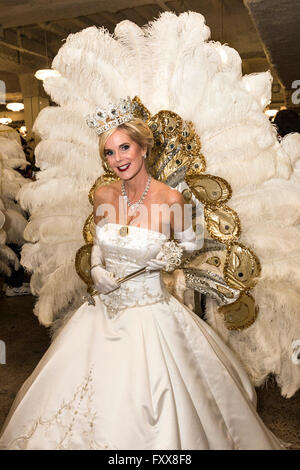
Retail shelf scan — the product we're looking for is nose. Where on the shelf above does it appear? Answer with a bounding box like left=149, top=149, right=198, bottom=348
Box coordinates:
left=114, top=149, right=122, bottom=163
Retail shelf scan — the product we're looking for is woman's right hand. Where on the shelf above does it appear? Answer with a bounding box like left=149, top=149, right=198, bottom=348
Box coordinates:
left=91, top=266, right=119, bottom=294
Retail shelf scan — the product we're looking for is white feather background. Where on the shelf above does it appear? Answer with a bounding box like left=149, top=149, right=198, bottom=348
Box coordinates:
left=0, top=126, right=28, bottom=277
left=21, top=12, right=300, bottom=396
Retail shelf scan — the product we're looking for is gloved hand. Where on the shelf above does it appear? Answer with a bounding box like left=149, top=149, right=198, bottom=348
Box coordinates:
left=145, top=225, right=198, bottom=272
left=145, top=250, right=168, bottom=272
left=174, top=224, right=198, bottom=253
left=90, top=238, right=119, bottom=294
left=91, top=265, right=119, bottom=294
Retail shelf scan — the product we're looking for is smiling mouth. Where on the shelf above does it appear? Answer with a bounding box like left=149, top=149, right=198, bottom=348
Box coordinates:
left=118, top=163, right=131, bottom=171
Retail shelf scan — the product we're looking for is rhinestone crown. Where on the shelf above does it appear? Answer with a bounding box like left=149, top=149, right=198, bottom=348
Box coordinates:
left=86, top=97, right=135, bottom=135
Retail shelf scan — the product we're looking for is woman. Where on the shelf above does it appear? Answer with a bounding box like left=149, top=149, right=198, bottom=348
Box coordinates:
left=0, top=113, right=283, bottom=450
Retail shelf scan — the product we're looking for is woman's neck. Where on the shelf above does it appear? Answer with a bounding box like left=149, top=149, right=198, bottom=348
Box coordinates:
left=123, top=164, right=150, bottom=200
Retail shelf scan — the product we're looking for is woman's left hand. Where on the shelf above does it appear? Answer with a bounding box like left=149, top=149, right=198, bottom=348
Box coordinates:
left=145, top=251, right=168, bottom=271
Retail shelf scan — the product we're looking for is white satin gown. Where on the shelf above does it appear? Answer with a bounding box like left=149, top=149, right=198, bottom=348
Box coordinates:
left=0, top=223, right=283, bottom=450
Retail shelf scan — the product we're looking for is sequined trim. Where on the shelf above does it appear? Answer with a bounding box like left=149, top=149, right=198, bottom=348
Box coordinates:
left=100, top=279, right=171, bottom=319
left=184, top=268, right=240, bottom=305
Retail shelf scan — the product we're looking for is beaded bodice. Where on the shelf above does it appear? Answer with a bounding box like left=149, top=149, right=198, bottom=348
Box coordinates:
left=95, top=223, right=171, bottom=317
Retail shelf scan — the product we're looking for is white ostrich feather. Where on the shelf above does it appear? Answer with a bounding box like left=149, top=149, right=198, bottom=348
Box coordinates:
left=0, top=125, right=21, bottom=143
left=280, top=132, right=300, bottom=168
left=0, top=208, right=5, bottom=229
left=2, top=208, right=27, bottom=245
left=33, top=107, right=98, bottom=149
left=4, top=158, right=29, bottom=170
left=0, top=244, right=19, bottom=270
left=214, top=43, right=242, bottom=78
left=242, top=72, right=272, bottom=109
left=52, top=26, right=128, bottom=106
left=35, top=140, right=101, bottom=182
left=0, top=131, right=28, bottom=275
left=0, top=260, right=11, bottom=277
left=114, top=20, right=147, bottom=99
left=1, top=197, right=27, bottom=217
left=32, top=262, right=86, bottom=327
left=21, top=12, right=300, bottom=397
left=0, top=169, right=27, bottom=201
left=0, top=228, right=6, bottom=245
left=0, top=136, right=26, bottom=161
left=143, top=12, right=211, bottom=112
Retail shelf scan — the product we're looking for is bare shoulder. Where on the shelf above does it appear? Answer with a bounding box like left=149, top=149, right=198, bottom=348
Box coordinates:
left=151, top=179, right=185, bottom=206
left=93, top=181, right=120, bottom=224
left=93, top=181, right=121, bottom=205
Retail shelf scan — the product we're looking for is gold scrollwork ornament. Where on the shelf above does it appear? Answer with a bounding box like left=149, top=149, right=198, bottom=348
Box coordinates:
left=75, top=243, right=94, bottom=294
left=204, top=205, right=241, bottom=244
left=224, top=243, right=261, bottom=291
left=186, top=174, right=232, bottom=206
left=218, top=293, right=258, bottom=330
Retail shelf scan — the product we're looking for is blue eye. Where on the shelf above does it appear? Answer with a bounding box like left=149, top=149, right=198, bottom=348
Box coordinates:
left=104, top=150, right=113, bottom=157
left=121, top=144, right=130, bottom=151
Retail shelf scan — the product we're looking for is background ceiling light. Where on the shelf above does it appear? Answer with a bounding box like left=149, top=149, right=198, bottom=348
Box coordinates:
left=0, top=117, right=13, bottom=125
left=265, top=109, right=278, bottom=118
left=6, top=102, right=24, bottom=112
left=19, top=125, right=27, bottom=136
left=35, top=69, right=61, bottom=80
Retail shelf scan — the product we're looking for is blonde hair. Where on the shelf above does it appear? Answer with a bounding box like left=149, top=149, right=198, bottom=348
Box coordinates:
left=98, top=118, right=154, bottom=163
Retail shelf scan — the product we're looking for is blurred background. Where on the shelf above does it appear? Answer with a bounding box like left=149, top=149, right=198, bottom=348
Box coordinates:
left=0, top=0, right=300, bottom=142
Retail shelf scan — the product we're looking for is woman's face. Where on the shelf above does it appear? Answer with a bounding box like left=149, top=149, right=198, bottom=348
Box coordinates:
left=103, top=129, right=146, bottom=180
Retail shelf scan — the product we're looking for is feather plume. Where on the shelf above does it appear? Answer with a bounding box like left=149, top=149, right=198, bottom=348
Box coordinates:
left=0, top=127, right=28, bottom=276
left=114, top=20, right=147, bottom=99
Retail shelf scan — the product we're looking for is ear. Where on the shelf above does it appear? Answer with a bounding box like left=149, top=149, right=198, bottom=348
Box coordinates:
left=141, top=144, right=147, bottom=156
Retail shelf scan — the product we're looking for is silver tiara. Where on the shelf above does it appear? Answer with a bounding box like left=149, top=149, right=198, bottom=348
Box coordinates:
left=86, top=97, right=135, bottom=135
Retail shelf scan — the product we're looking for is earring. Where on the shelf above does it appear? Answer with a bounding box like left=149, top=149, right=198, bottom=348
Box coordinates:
left=143, top=154, right=147, bottom=159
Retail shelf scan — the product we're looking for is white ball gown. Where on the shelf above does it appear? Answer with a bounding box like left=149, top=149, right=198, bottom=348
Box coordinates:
left=0, top=223, right=283, bottom=450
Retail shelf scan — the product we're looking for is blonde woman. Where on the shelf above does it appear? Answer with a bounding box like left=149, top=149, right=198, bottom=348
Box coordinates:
left=0, top=108, right=283, bottom=450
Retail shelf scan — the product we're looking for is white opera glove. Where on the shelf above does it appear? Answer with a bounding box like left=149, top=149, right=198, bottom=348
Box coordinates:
left=145, top=250, right=167, bottom=271
left=145, top=225, right=197, bottom=272
left=90, top=241, right=119, bottom=294
left=91, top=266, right=119, bottom=294
left=174, top=224, right=198, bottom=253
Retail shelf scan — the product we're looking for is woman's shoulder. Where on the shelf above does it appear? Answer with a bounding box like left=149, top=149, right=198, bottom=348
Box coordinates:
left=151, top=179, right=185, bottom=206
left=94, top=180, right=121, bottom=204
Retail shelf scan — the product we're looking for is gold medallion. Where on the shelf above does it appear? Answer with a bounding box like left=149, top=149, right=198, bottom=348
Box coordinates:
left=119, top=226, right=129, bottom=236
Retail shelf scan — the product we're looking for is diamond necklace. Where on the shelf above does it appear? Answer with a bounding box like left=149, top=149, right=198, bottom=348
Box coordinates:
left=119, top=174, right=152, bottom=236
left=121, top=174, right=152, bottom=208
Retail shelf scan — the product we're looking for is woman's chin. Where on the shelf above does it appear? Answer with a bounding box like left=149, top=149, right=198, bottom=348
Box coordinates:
left=117, top=169, right=136, bottom=180
left=109, top=168, right=132, bottom=179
